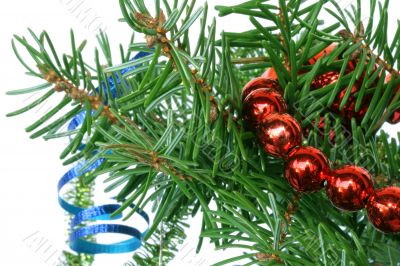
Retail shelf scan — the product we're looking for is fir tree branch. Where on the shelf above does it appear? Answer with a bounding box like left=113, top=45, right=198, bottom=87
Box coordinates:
left=140, top=10, right=218, bottom=119
left=37, top=43, right=200, bottom=184
left=8, top=1, right=400, bottom=265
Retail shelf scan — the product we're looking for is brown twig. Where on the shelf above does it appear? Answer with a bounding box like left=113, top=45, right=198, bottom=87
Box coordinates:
left=255, top=252, right=284, bottom=264
left=279, top=193, right=301, bottom=246
left=255, top=193, right=301, bottom=264
left=278, top=5, right=291, bottom=72
left=108, top=144, right=191, bottom=181
left=375, top=173, right=400, bottom=187
left=40, top=67, right=118, bottom=124
left=231, top=56, right=268, bottom=64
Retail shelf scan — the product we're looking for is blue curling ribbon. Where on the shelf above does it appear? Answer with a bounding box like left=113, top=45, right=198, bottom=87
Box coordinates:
left=57, top=159, right=105, bottom=216
left=58, top=52, right=151, bottom=254
left=69, top=205, right=150, bottom=254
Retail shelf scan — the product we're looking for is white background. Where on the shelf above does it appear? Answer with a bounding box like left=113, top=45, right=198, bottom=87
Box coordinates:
left=0, top=1, right=399, bottom=266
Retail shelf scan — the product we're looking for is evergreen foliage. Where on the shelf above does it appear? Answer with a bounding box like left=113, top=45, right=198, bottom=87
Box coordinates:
left=7, top=0, right=400, bottom=265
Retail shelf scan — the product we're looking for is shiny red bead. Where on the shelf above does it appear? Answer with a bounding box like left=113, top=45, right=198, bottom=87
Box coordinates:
left=241, top=77, right=281, bottom=102
left=367, top=187, right=400, bottom=233
left=242, top=88, right=287, bottom=129
left=261, top=67, right=278, bottom=80
left=257, top=113, right=302, bottom=158
left=325, top=165, right=374, bottom=211
left=284, top=146, right=330, bottom=192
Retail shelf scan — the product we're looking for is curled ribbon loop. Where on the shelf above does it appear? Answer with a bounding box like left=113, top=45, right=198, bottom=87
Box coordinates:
left=58, top=52, right=151, bottom=254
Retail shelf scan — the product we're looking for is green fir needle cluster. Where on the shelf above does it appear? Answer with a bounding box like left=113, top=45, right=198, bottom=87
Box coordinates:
left=7, top=0, right=400, bottom=265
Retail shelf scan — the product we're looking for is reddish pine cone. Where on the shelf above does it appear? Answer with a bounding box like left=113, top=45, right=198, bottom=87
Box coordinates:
left=261, top=67, right=278, bottom=80
left=304, top=116, right=336, bottom=143
left=311, top=71, right=339, bottom=90
left=308, top=43, right=359, bottom=74
left=384, top=73, right=400, bottom=124
left=242, top=88, right=287, bottom=129
left=311, top=71, right=371, bottom=123
left=367, top=187, right=400, bottom=233
left=284, top=146, right=330, bottom=192
left=257, top=113, right=302, bottom=158
left=241, top=77, right=281, bottom=102
left=389, top=111, right=400, bottom=124
left=331, top=85, right=371, bottom=122
left=308, top=43, right=336, bottom=65
left=325, top=165, right=374, bottom=211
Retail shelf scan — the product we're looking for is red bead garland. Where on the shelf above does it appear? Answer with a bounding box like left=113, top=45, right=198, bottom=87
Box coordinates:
left=309, top=44, right=400, bottom=125
left=330, top=85, right=371, bottom=123
left=241, top=73, right=400, bottom=233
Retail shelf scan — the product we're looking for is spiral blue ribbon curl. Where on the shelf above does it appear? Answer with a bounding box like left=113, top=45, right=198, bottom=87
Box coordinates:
left=58, top=52, right=151, bottom=254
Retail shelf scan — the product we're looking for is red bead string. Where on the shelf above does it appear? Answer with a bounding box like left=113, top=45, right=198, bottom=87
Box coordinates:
left=241, top=73, right=400, bottom=234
